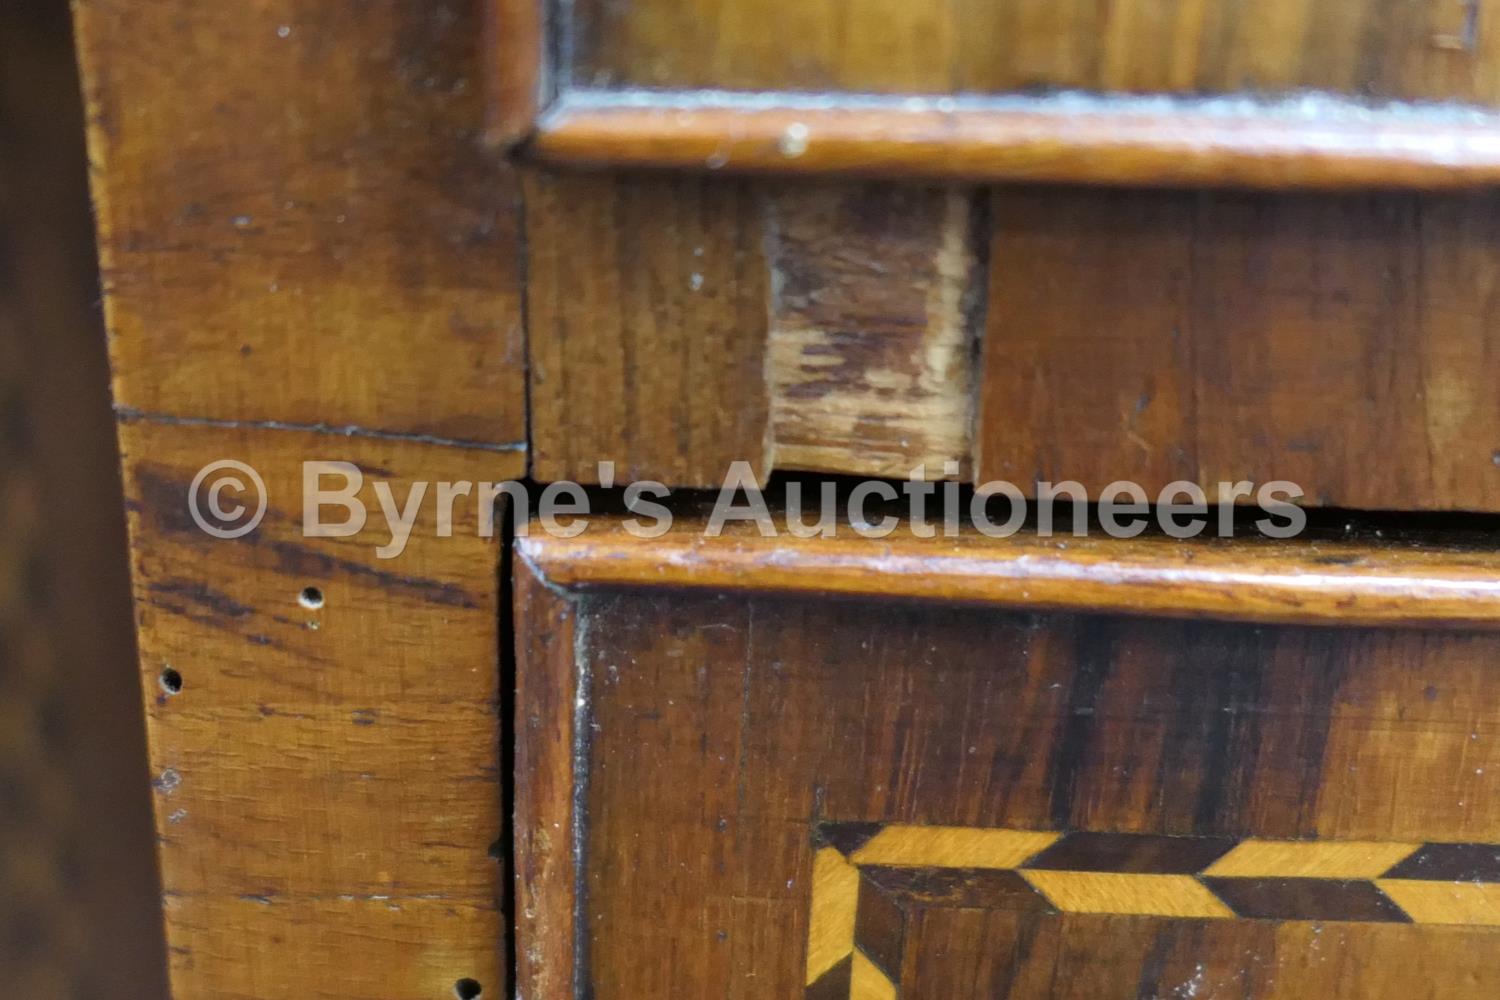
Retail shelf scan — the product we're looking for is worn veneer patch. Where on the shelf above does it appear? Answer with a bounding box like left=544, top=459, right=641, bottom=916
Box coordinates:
left=765, top=183, right=983, bottom=479
left=524, top=172, right=987, bottom=485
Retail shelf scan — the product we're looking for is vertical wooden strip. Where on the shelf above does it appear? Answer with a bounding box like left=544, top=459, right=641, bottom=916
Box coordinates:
left=1408, top=196, right=1500, bottom=509
left=1182, top=194, right=1427, bottom=504
left=766, top=184, right=982, bottom=479
left=514, top=552, right=582, bottom=1000
left=525, top=170, right=772, bottom=486
left=120, top=422, right=513, bottom=999
left=486, top=0, right=546, bottom=146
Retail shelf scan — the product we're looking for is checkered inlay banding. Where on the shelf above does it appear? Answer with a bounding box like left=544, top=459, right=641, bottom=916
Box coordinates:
left=804, top=822, right=1500, bottom=999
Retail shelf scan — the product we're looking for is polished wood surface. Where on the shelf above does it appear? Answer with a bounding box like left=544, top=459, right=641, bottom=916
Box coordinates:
left=78, top=0, right=1500, bottom=993
left=518, top=518, right=1500, bottom=998
left=525, top=173, right=1500, bottom=509
left=522, top=514, right=1500, bottom=629
left=502, top=0, right=1500, bottom=187
left=513, top=555, right=582, bottom=1000
left=980, top=188, right=1500, bottom=512
left=531, top=94, right=1500, bottom=190
left=524, top=170, right=771, bottom=486
left=572, top=0, right=1500, bottom=101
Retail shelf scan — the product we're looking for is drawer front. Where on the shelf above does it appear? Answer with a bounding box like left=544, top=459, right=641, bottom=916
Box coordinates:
left=493, top=0, right=1500, bottom=186
left=571, top=0, right=1495, bottom=102
left=526, top=174, right=1500, bottom=511
left=518, top=520, right=1500, bottom=999
left=979, top=187, right=1500, bottom=513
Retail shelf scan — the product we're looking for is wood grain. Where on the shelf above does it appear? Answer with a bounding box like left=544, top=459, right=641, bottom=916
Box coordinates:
left=979, top=188, right=1500, bottom=511
left=569, top=0, right=1500, bottom=101
left=119, top=421, right=517, bottom=999
left=766, top=184, right=982, bottom=478
left=524, top=170, right=771, bottom=486
left=78, top=3, right=528, bottom=989
left=507, top=0, right=1500, bottom=185
left=524, top=177, right=1500, bottom=501
left=527, top=175, right=984, bottom=485
left=519, top=514, right=1500, bottom=630
left=532, top=94, right=1500, bottom=190
left=513, top=552, right=581, bottom=1000
left=159, top=897, right=502, bottom=1000
left=75, top=0, right=526, bottom=447
left=514, top=540, right=1500, bottom=997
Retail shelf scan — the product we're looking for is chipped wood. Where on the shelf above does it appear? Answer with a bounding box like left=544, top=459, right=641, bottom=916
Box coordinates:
left=765, top=184, right=982, bottom=479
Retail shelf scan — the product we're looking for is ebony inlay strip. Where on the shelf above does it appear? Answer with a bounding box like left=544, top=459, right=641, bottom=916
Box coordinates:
left=816, top=820, right=886, bottom=856
left=1383, top=843, right=1500, bottom=883
left=1025, top=832, right=1238, bottom=875
left=1205, top=878, right=1411, bottom=923
left=854, top=877, right=907, bottom=983
left=805, top=954, right=853, bottom=1000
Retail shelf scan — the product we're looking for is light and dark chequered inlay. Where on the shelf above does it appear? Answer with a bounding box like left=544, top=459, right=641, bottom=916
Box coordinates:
left=805, top=822, right=1500, bottom=999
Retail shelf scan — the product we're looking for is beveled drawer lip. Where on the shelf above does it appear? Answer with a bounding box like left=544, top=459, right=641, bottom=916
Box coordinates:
left=488, top=0, right=1500, bottom=190
left=524, top=88, right=1500, bottom=191
left=519, top=516, right=1500, bottom=631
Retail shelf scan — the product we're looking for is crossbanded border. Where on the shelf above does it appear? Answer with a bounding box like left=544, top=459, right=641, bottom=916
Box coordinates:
left=806, top=822, right=1500, bottom=999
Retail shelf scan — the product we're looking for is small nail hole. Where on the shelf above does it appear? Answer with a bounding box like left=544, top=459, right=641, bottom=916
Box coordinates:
left=487, top=839, right=502, bottom=861
left=159, top=668, right=183, bottom=695
left=298, top=586, right=324, bottom=610
left=454, top=978, right=482, bottom=999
